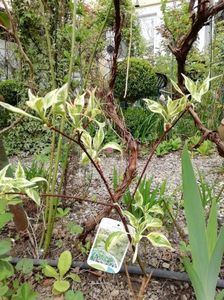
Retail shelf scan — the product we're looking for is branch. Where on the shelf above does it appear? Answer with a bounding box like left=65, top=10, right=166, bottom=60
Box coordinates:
left=0, top=115, right=24, bottom=135
left=188, top=106, right=224, bottom=154
left=47, top=125, right=115, bottom=202
left=84, top=0, right=138, bottom=233
left=133, top=109, right=187, bottom=197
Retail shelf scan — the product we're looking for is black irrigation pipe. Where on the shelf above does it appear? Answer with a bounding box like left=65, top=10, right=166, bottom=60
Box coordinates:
left=10, top=257, right=224, bottom=288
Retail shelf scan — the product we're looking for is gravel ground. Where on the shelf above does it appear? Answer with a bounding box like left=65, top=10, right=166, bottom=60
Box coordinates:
left=9, top=150, right=224, bottom=299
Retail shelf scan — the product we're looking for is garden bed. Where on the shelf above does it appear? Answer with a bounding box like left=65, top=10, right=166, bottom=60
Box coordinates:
left=7, top=150, right=224, bottom=299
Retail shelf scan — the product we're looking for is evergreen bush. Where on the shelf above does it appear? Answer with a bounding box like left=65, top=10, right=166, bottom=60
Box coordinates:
left=114, top=58, right=158, bottom=103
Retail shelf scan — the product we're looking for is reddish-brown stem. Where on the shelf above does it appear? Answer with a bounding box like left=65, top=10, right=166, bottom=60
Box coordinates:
left=133, top=109, right=187, bottom=197
left=48, top=124, right=115, bottom=202
left=5, top=192, right=114, bottom=208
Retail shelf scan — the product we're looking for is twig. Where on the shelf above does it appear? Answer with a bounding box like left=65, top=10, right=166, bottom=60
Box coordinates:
left=0, top=115, right=24, bottom=135
left=48, top=125, right=115, bottom=202
left=162, top=199, right=187, bottom=243
left=136, top=275, right=151, bottom=300
left=133, top=109, right=187, bottom=197
left=124, top=261, right=136, bottom=299
left=5, top=192, right=114, bottom=208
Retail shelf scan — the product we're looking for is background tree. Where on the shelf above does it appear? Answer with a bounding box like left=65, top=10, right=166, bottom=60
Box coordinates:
left=160, top=0, right=224, bottom=89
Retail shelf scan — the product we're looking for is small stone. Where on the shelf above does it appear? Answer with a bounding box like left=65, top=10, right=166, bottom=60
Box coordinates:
left=162, top=262, right=170, bottom=269
left=111, top=289, right=120, bottom=297
left=181, top=295, right=188, bottom=300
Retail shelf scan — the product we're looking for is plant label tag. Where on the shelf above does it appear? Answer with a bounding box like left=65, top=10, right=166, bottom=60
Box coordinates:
left=87, top=218, right=134, bottom=273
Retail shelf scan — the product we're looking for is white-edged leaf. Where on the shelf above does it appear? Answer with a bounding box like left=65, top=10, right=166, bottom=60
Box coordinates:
left=25, top=188, right=40, bottom=205
left=56, top=83, right=68, bottom=104
left=44, top=88, right=58, bottom=110
left=123, top=211, right=139, bottom=228
left=144, top=99, right=167, bottom=121
left=170, top=78, right=185, bottom=96
left=101, top=142, right=122, bottom=153
left=0, top=165, right=10, bottom=180
left=30, top=177, right=48, bottom=184
left=147, top=232, right=172, bottom=249
left=81, top=131, right=92, bottom=149
left=144, top=216, right=162, bottom=228
left=147, top=204, right=164, bottom=216
left=93, top=127, right=104, bottom=151
left=0, top=102, right=41, bottom=121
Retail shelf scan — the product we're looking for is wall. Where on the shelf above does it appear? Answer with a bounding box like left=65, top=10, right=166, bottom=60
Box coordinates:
left=135, top=0, right=211, bottom=53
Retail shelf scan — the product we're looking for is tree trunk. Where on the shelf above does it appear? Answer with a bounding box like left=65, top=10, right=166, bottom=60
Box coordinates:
left=0, top=136, right=28, bottom=232
left=176, top=55, right=187, bottom=92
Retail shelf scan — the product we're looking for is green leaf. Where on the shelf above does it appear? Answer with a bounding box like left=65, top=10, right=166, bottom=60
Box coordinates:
left=0, top=102, right=41, bottom=121
left=0, top=261, right=14, bottom=280
left=66, top=273, right=81, bottom=282
left=43, top=265, right=59, bottom=280
left=11, top=283, right=38, bottom=300
left=216, top=290, right=224, bottom=300
left=207, top=198, right=218, bottom=257
left=147, top=232, right=172, bottom=249
left=0, top=285, right=8, bottom=296
left=105, top=231, right=125, bottom=252
left=65, top=290, right=84, bottom=300
left=15, top=258, right=33, bottom=274
left=58, top=250, right=72, bottom=278
left=207, top=226, right=224, bottom=300
left=66, top=222, right=83, bottom=235
left=0, top=239, right=11, bottom=256
left=0, top=213, right=12, bottom=229
left=53, top=280, right=70, bottom=294
left=182, top=145, right=209, bottom=281
left=182, top=256, right=206, bottom=300
left=25, top=188, right=40, bottom=205
left=134, top=190, right=143, bottom=207
left=15, top=162, right=26, bottom=179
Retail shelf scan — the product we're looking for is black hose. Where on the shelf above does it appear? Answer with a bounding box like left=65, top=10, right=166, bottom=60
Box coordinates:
left=10, top=257, right=224, bottom=288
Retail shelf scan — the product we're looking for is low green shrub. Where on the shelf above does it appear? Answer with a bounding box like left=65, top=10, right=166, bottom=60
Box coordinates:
left=114, top=57, right=158, bottom=103
left=123, top=107, right=163, bottom=144
left=0, top=80, right=26, bottom=129
left=4, top=113, right=51, bottom=156
left=156, top=137, right=182, bottom=157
